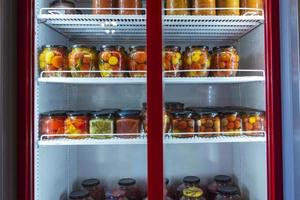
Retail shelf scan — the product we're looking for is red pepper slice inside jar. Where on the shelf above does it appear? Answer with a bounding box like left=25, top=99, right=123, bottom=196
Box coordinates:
left=82, top=179, right=105, bottom=200
left=116, top=110, right=141, bottom=138
left=65, top=112, right=90, bottom=139
left=39, top=111, right=67, bottom=138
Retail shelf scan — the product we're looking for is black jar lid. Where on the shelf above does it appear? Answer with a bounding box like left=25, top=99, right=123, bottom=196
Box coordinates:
left=69, top=190, right=90, bottom=199
left=100, top=108, right=121, bottom=113
left=183, top=176, right=200, bottom=184
left=82, top=178, right=100, bottom=187
left=220, top=45, right=236, bottom=50
left=50, top=0, right=75, bottom=7
left=164, top=45, right=181, bottom=51
left=40, top=110, right=67, bottom=117
left=71, top=44, right=96, bottom=50
left=67, top=111, right=91, bottom=117
left=129, top=46, right=146, bottom=52
left=165, top=102, right=184, bottom=110
left=100, top=45, right=119, bottom=50
left=187, top=45, right=209, bottom=50
left=118, top=110, right=141, bottom=117
left=118, top=178, right=136, bottom=186
left=91, top=111, right=116, bottom=118
left=165, top=178, right=170, bottom=185
left=214, top=175, right=232, bottom=183
left=217, top=186, right=239, bottom=195
left=41, top=45, right=67, bottom=49
left=171, top=111, right=192, bottom=118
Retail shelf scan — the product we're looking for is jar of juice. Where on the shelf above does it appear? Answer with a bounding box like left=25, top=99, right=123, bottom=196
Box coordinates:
left=92, top=0, right=115, bottom=14
left=221, top=112, right=242, bottom=136
left=118, top=0, right=142, bottom=15
left=171, top=111, right=195, bottom=138
left=69, top=190, right=93, bottom=200
left=191, top=0, right=216, bottom=15
left=118, top=178, right=143, bottom=200
left=39, top=111, right=66, bottom=138
left=166, top=0, right=190, bottom=15
left=207, top=175, right=232, bottom=200
left=89, top=111, right=116, bottom=139
left=194, top=111, right=221, bottom=137
left=39, top=45, right=68, bottom=77
left=68, top=45, right=98, bottom=77
left=116, top=110, right=141, bottom=138
left=215, top=186, right=242, bottom=200
left=183, top=46, right=210, bottom=77
left=240, top=0, right=263, bottom=15
left=163, top=46, right=182, bottom=77
left=177, top=176, right=207, bottom=200
left=129, top=46, right=147, bottom=77
left=242, top=110, right=265, bottom=136
left=65, top=112, right=90, bottom=139
left=82, top=179, right=105, bottom=200
left=180, top=187, right=206, bottom=200
left=216, top=0, right=240, bottom=15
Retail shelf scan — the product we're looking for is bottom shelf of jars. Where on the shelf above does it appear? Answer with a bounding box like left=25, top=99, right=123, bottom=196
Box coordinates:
left=37, top=132, right=266, bottom=146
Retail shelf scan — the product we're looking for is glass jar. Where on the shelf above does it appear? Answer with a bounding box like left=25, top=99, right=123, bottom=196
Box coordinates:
left=180, top=187, right=206, bottom=200
left=221, top=112, right=242, bottom=136
left=118, top=0, right=142, bottom=15
left=240, top=0, right=263, bottom=15
left=171, top=111, right=195, bottom=138
left=116, top=110, right=141, bottom=138
left=110, top=190, right=129, bottom=200
left=163, top=46, right=182, bottom=77
left=191, top=0, right=216, bottom=15
left=242, top=110, right=265, bottom=136
left=177, top=176, right=206, bottom=200
left=65, top=112, right=90, bottom=139
left=99, top=45, right=126, bottom=78
left=39, top=45, right=68, bottom=77
left=82, top=179, right=105, bottom=200
left=216, top=0, right=240, bottom=15
left=166, top=0, right=190, bottom=15
left=195, top=111, right=221, bottom=137
left=92, top=0, right=115, bottom=14
left=215, top=186, right=241, bottom=200
left=165, top=102, right=185, bottom=134
left=129, top=46, right=147, bottom=77
left=69, top=190, right=93, bottom=200
left=118, top=178, right=143, bottom=200
left=211, top=46, right=239, bottom=77
left=68, top=45, right=98, bottom=77
left=207, top=175, right=232, bottom=200
left=183, top=46, right=210, bottom=77
left=39, top=111, right=66, bottom=137
left=90, top=111, right=116, bottom=139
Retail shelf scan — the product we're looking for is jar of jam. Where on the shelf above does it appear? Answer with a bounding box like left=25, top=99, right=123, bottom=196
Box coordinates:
left=177, top=176, right=206, bottom=200
left=216, top=0, right=240, bottom=15
left=129, top=46, right=147, bottom=77
left=92, top=0, right=115, bottom=14
left=68, top=45, right=98, bottom=77
left=90, top=111, right=116, bottom=139
left=207, top=175, right=232, bottom=200
left=39, top=45, right=68, bottom=77
left=69, top=190, right=93, bottom=200
left=116, top=110, right=141, bottom=138
left=171, top=111, right=195, bottom=138
left=65, top=112, right=90, bottom=139
left=195, top=111, right=221, bottom=137
left=118, top=178, right=142, bottom=200
left=240, top=0, right=263, bottom=15
left=215, top=186, right=242, bottom=200
left=211, top=46, right=239, bottom=77
left=118, top=0, right=143, bottom=15
left=183, top=46, right=210, bottom=77
left=39, top=111, right=66, bottom=138
left=165, top=102, right=185, bottom=134
left=242, top=110, right=265, bottom=136
left=163, top=46, right=182, bottom=77
left=166, top=0, right=190, bottom=15
left=82, top=179, right=105, bottom=200
left=191, top=0, right=216, bottom=15
left=221, top=112, right=242, bottom=136
left=99, top=45, right=126, bottom=78
left=180, top=187, right=206, bottom=200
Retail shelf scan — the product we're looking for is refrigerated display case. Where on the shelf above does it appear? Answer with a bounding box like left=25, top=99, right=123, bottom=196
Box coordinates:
left=18, top=0, right=283, bottom=200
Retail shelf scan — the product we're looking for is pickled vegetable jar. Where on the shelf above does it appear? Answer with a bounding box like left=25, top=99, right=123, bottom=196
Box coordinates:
left=171, top=111, right=195, bottom=138
left=99, top=45, right=126, bottom=77
left=166, top=0, right=190, bottom=15
left=183, top=46, right=210, bottom=77
left=180, top=187, right=206, bottom=200
left=116, top=110, right=141, bottom=138
left=90, top=111, right=116, bottom=139
left=221, top=112, right=242, bottom=136
left=92, top=0, right=114, bottom=14
left=163, top=46, right=182, bottom=77
left=216, top=0, right=240, bottom=15
left=39, top=45, right=68, bottom=77
left=191, top=0, right=216, bottom=15
left=207, top=175, right=232, bottom=200
left=65, top=112, right=90, bottom=139
left=215, top=186, right=242, bottom=200
left=39, top=111, right=66, bottom=137
left=68, top=45, right=98, bottom=77
left=129, top=46, right=147, bottom=77
left=82, top=179, right=105, bottom=200
left=165, top=102, right=185, bottom=133
left=118, top=178, right=142, bottom=200
left=242, top=110, right=265, bottom=136
left=69, top=190, right=93, bottom=200
left=118, top=0, right=142, bottom=15
left=211, top=46, right=239, bottom=77
left=177, top=176, right=206, bottom=200
left=240, top=0, right=263, bottom=15
left=195, top=111, right=221, bottom=137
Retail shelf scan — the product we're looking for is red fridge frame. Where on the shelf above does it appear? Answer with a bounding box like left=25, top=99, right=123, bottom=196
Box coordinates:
left=17, top=0, right=283, bottom=199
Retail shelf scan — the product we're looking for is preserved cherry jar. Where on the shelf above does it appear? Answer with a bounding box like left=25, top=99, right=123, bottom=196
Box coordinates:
left=216, top=186, right=242, bottom=200
left=118, top=0, right=142, bottom=15
left=129, top=46, right=147, bottom=77
left=92, top=0, right=115, bottom=14
left=180, top=187, right=206, bottom=200
left=191, top=0, right=216, bottom=15
left=163, top=46, right=182, bottom=77
left=216, top=0, right=240, bottom=15
left=39, top=111, right=66, bottom=137
left=195, top=111, right=221, bottom=137
left=82, top=179, right=105, bottom=200
left=116, top=110, right=141, bottom=138
left=166, top=0, right=190, bottom=15
left=69, top=190, right=93, bottom=200
left=183, top=46, right=210, bottom=77
left=89, top=111, right=116, bottom=139
left=240, top=0, right=263, bottom=15
left=242, top=110, right=265, bottom=136
left=177, top=176, right=206, bottom=199
left=221, top=112, right=242, bottom=136
left=39, top=45, right=68, bottom=77
left=171, top=111, right=195, bottom=138
left=65, top=112, right=90, bottom=139
left=118, top=178, right=142, bottom=200
left=207, top=175, right=232, bottom=200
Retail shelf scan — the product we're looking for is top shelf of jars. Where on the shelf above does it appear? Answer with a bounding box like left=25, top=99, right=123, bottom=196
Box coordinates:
left=37, top=8, right=264, bottom=43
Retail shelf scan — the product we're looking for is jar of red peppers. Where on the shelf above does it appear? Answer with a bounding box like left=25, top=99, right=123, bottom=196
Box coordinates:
left=215, top=186, right=242, bottom=200
left=118, top=178, right=143, bottom=200
left=39, top=111, right=66, bottom=138
left=129, top=46, right=147, bottom=77
left=39, top=45, right=68, bottom=77
left=242, top=110, right=265, bottom=136
left=116, top=110, right=141, bottom=138
left=82, top=179, right=105, bottom=200
left=165, top=102, right=185, bottom=134
left=92, top=0, right=115, bottom=14
left=207, top=175, right=232, bottom=200
left=163, top=46, right=182, bottom=77
left=99, top=45, right=126, bottom=78
left=221, top=112, right=242, bottom=136
left=118, top=0, right=143, bottom=15
left=194, top=111, right=221, bottom=137
left=65, top=112, right=90, bottom=139
left=177, top=176, right=206, bottom=200
left=69, top=190, right=93, bottom=200
left=171, top=111, right=195, bottom=138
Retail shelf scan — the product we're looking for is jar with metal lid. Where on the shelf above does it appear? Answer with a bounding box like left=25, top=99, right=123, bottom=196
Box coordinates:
left=194, top=111, right=221, bottom=137
left=118, top=0, right=143, bottom=15
left=39, top=45, right=68, bottom=77
left=163, top=46, right=182, bottom=77
left=165, top=102, right=185, bottom=134
left=177, top=176, right=207, bottom=200
left=118, top=178, right=143, bottom=200
left=109, top=190, right=129, bottom=200
left=90, top=111, right=116, bottom=139
left=166, top=0, right=190, bottom=15
left=216, top=0, right=240, bottom=15
left=215, top=186, right=242, bottom=200
left=207, top=175, right=232, bottom=200
left=39, top=111, right=67, bottom=138
left=211, top=46, right=239, bottom=77
left=129, top=46, right=147, bottom=77
left=101, top=108, right=121, bottom=113
left=221, top=111, right=242, bottom=136
left=65, top=112, right=90, bottom=139
left=180, top=187, right=206, bottom=200
left=191, top=0, right=216, bottom=15
left=69, top=190, right=93, bottom=200
left=183, top=46, right=210, bottom=77
left=99, top=45, right=127, bottom=77
left=82, top=179, right=105, bottom=200
left=68, top=45, right=98, bottom=77
left=171, top=111, right=195, bottom=138
left=240, top=0, right=263, bottom=15
left=92, top=0, right=115, bottom=14
left=242, top=110, right=265, bottom=136
left=116, top=110, right=141, bottom=138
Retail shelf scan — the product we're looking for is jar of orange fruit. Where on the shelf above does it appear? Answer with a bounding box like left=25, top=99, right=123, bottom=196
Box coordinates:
left=163, top=46, right=182, bottom=77
left=129, top=46, right=147, bottom=77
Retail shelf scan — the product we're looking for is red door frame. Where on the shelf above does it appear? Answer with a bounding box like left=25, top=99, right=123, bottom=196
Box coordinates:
left=17, top=0, right=283, bottom=199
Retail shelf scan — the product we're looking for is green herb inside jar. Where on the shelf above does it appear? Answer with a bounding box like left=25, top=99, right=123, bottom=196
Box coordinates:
left=89, top=111, right=116, bottom=139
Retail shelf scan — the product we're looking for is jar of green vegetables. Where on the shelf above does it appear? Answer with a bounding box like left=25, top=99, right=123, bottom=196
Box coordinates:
left=89, top=111, right=116, bottom=139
